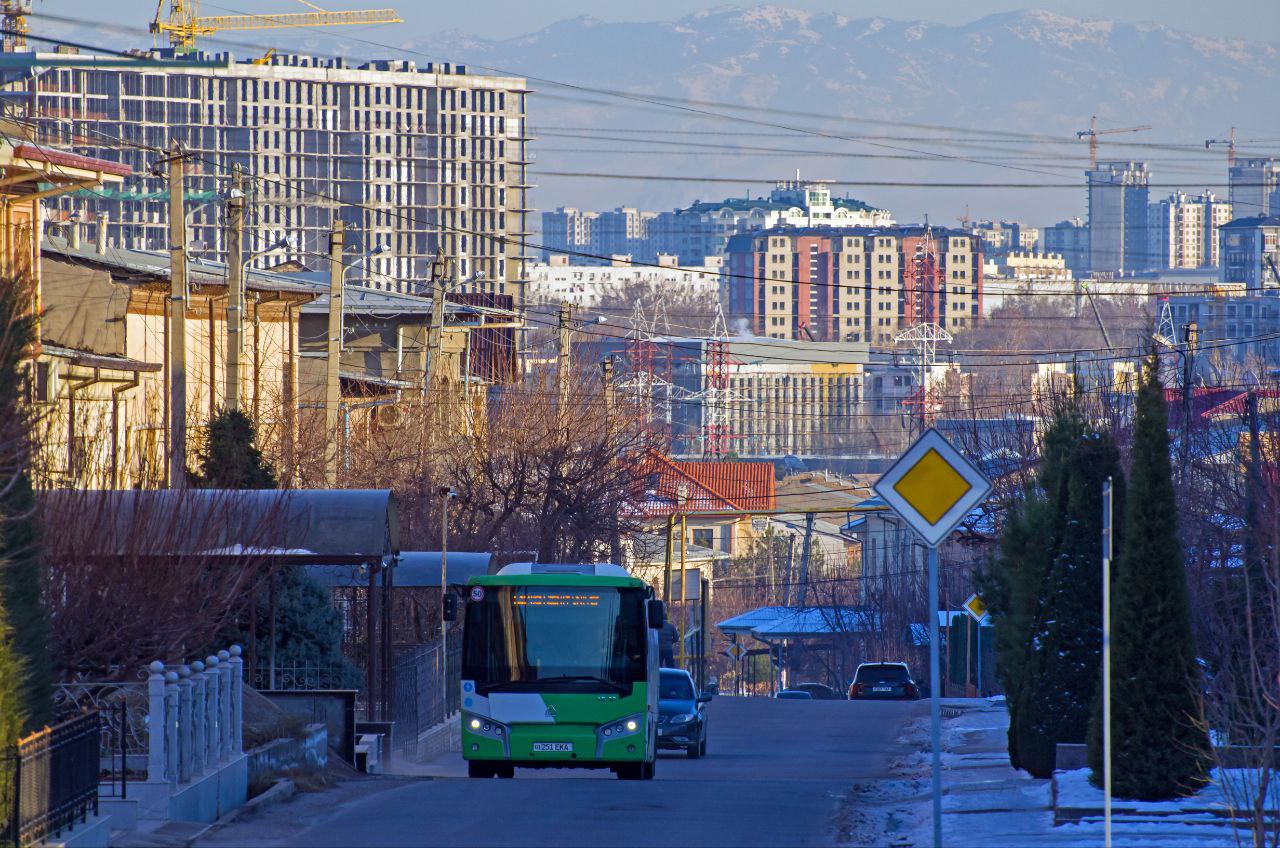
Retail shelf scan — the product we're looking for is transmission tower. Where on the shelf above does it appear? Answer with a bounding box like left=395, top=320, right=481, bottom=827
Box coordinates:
left=698, top=304, right=739, bottom=458
left=894, top=323, right=953, bottom=438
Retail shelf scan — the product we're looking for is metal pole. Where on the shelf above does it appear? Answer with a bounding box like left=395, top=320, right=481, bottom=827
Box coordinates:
left=225, top=166, right=244, bottom=412
left=167, top=141, right=188, bottom=488
left=679, top=513, right=687, bottom=669
left=928, top=545, right=942, bottom=848
left=1102, top=478, right=1113, bottom=848
left=324, top=220, right=344, bottom=487
left=440, top=488, right=451, bottom=715
left=663, top=515, right=674, bottom=604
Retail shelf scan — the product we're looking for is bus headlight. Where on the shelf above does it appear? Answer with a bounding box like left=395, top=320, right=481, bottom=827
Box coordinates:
left=625, top=719, right=638, bottom=732
left=469, top=718, right=481, bottom=730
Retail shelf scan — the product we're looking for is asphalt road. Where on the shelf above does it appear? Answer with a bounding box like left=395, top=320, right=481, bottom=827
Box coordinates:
left=200, top=696, right=923, bottom=848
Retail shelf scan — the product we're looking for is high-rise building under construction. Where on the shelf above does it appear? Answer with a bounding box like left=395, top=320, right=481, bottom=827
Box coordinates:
left=28, top=50, right=533, bottom=301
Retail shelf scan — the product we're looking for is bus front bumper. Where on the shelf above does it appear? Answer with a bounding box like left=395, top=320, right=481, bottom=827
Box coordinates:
left=461, top=714, right=646, bottom=762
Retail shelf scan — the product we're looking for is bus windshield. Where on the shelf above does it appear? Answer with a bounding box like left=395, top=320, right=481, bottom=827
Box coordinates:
left=463, top=586, right=646, bottom=696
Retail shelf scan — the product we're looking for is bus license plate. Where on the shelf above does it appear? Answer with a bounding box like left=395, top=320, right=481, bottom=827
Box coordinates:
left=532, top=742, right=572, bottom=752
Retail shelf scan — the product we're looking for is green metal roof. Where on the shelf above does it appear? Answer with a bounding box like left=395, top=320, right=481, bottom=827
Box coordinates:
left=468, top=573, right=645, bottom=588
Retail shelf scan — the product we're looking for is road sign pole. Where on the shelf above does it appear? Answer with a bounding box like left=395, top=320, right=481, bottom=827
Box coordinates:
left=1102, top=478, right=1113, bottom=848
left=929, top=544, right=942, bottom=848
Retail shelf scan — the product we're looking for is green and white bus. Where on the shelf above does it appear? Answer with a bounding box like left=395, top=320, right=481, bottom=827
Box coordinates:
left=459, top=563, right=664, bottom=780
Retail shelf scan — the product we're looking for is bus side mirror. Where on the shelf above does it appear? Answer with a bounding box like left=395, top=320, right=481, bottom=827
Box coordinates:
left=443, top=592, right=458, bottom=622
left=647, top=599, right=665, bottom=630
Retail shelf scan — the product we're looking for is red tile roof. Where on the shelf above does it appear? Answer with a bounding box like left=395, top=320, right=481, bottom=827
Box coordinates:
left=13, top=143, right=132, bottom=178
left=635, top=450, right=776, bottom=517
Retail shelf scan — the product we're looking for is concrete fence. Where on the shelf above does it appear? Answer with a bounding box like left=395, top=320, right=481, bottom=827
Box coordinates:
left=100, top=645, right=250, bottom=829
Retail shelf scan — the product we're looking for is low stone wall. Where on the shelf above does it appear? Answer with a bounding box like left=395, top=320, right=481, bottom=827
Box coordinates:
left=246, top=725, right=328, bottom=785
left=400, top=716, right=458, bottom=763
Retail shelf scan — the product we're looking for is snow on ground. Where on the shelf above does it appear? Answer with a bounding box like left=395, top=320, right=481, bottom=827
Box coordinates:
left=837, top=698, right=1247, bottom=847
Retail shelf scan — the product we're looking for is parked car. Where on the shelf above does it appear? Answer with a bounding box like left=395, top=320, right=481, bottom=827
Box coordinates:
left=848, top=662, right=920, bottom=700
left=657, top=668, right=711, bottom=758
left=790, top=682, right=845, bottom=700
left=774, top=689, right=813, bottom=700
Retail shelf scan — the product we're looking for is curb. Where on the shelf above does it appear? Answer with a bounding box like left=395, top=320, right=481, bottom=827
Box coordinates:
left=182, top=779, right=296, bottom=846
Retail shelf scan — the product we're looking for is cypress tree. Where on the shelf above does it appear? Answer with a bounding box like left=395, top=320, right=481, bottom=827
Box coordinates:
left=194, top=409, right=278, bottom=489
left=1035, top=429, right=1124, bottom=778
left=982, top=409, right=1081, bottom=776
left=0, top=277, right=52, bottom=832
left=1105, top=362, right=1210, bottom=799
left=0, top=276, right=51, bottom=735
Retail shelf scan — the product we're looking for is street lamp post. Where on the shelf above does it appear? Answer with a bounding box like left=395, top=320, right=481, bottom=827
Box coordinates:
left=439, top=485, right=456, bottom=714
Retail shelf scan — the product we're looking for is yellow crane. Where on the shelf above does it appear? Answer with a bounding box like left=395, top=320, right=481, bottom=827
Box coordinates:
left=150, top=1, right=402, bottom=53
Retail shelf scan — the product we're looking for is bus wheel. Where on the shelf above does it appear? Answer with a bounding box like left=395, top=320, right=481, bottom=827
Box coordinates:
left=468, top=762, right=495, bottom=779
left=497, top=764, right=515, bottom=779
left=615, top=762, right=644, bottom=780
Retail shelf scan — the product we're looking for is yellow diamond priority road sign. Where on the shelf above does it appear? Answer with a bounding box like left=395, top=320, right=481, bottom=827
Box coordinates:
left=873, top=428, right=992, bottom=548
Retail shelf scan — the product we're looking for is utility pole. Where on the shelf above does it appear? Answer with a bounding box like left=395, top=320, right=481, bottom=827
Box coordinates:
left=167, top=140, right=188, bottom=489
left=796, top=512, right=815, bottom=607
left=425, top=253, right=448, bottom=440
left=1182, top=322, right=1198, bottom=473
left=601, top=356, right=615, bottom=424
left=224, top=165, right=245, bottom=413
left=324, top=219, right=344, bottom=487
left=557, top=301, right=573, bottom=432
left=439, top=486, right=455, bottom=713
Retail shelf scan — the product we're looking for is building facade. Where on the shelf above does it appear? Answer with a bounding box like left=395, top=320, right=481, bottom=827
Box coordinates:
left=1148, top=191, right=1232, bottom=270
left=527, top=254, right=721, bottom=308
left=1042, top=217, right=1089, bottom=277
left=723, top=226, right=982, bottom=344
left=1087, top=161, right=1150, bottom=275
left=1229, top=158, right=1280, bottom=219
left=540, top=207, right=598, bottom=261
left=32, top=51, right=532, bottom=302
left=1219, top=216, right=1280, bottom=291
left=653, top=179, right=894, bottom=264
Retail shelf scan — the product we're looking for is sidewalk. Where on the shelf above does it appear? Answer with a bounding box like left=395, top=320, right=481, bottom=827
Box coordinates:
left=837, top=698, right=1243, bottom=847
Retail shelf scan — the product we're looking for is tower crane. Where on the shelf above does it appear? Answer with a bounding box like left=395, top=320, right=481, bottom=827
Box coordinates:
left=151, top=1, right=402, bottom=53
left=1076, top=116, right=1152, bottom=170
left=1205, top=127, right=1236, bottom=168
left=1, top=0, right=32, bottom=51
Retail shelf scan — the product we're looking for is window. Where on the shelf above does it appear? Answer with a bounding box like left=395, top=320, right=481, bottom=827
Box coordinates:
left=692, top=528, right=714, bottom=549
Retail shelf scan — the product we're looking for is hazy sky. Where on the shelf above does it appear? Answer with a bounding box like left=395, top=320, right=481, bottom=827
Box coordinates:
left=39, top=0, right=1280, bottom=43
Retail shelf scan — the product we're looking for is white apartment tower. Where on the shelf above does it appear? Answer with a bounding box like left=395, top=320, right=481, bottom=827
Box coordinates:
left=1148, top=191, right=1232, bottom=269
left=1087, top=161, right=1150, bottom=275
left=32, top=51, right=533, bottom=302
left=1229, top=158, right=1280, bottom=219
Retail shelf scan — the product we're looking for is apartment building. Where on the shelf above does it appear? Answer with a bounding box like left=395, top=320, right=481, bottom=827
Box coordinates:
left=723, top=226, right=982, bottom=344
left=1042, top=217, right=1089, bottom=277
left=1166, top=291, right=1280, bottom=365
left=30, top=51, right=532, bottom=303
left=541, top=207, right=598, bottom=260
left=652, top=178, right=894, bottom=264
left=1229, top=158, right=1280, bottom=219
left=1088, top=162, right=1150, bottom=275
left=527, top=254, right=721, bottom=308
left=1219, top=215, right=1280, bottom=291
left=1148, top=191, right=1231, bottom=270
left=664, top=337, right=952, bottom=459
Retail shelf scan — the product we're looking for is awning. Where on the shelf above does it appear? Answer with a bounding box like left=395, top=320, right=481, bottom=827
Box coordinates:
left=304, top=551, right=494, bottom=587
left=38, top=489, right=399, bottom=564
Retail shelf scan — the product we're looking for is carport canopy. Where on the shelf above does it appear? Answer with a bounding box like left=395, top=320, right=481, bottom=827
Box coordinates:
left=304, top=551, right=494, bottom=587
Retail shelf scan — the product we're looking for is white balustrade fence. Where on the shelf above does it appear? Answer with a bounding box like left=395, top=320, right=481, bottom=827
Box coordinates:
left=146, top=645, right=244, bottom=786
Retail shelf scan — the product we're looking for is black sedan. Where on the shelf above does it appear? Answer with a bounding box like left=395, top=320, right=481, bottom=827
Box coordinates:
left=657, top=668, right=711, bottom=758
left=848, top=662, right=920, bottom=700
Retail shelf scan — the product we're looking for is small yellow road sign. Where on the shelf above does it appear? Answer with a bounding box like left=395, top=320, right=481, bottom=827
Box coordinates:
left=725, top=642, right=745, bottom=661
left=963, top=593, right=988, bottom=623
left=873, top=428, right=992, bottom=548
